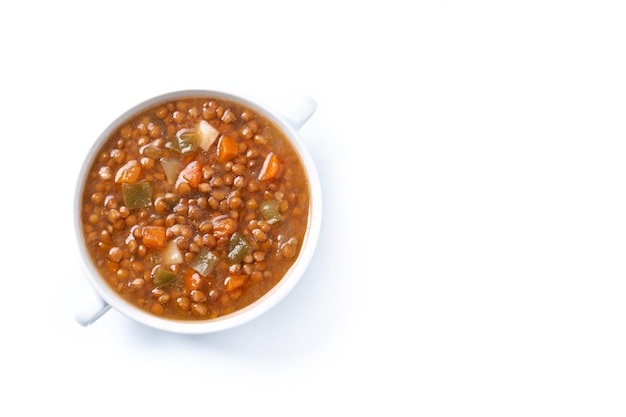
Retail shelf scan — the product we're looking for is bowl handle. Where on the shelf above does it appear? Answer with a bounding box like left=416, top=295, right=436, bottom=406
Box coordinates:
left=75, top=291, right=111, bottom=327
left=284, top=96, right=317, bottom=130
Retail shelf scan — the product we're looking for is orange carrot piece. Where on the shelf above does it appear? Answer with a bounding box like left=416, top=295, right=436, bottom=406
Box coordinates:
left=183, top=268, right=202, bottom=291
left=217, top=135, right=238, bottom=162
left=211, top=216, right=236, bottom=238
left=178, top=160, right=203, bottom=188
left=258, top=152, right=281, bottom=182
left=142, top=226, right=166, bottom=249
left=115, top=160, right=142, bottom=183
left=224, top=274, right=247, bottom=292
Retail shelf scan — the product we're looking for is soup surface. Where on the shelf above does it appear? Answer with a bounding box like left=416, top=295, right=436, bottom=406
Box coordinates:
left=81, top=96, right=310, bottom=320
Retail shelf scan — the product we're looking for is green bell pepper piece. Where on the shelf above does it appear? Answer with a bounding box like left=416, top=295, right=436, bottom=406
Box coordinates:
left=153, top=268, right=181, bottom=288
left=122, top=182, right=152, bottom=210
left=227, top=232, right=251, bottom=264
left=167, top=133, right=198, bottom=154
left=190, top=248, right=218, bottom=277
left=260, top=200, right=282, bottom=222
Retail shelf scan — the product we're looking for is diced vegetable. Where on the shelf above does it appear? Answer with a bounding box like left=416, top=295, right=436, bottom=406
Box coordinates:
left=217, top=135, right=238, bottom=162
left=161, top=240, right=183, bottom=264
left=177, top=160, right=203, bottom=188
left=166, top=129, right=198, bottom=154
left=115, top=160, right=142, bottom=183
left=179, top=134, right=197, bottom=154
left=227, top=232, right=251, bottom=264
left=258, top=152, right=280, bottom=181
left=224, top=274, right=247, bottom=291
left=189, top=248, right=218, bottom=277
left=160, top=157, right=184, bottom=184
left=183, top=267, right=202, bottom=291
left=153, top=268, right=181, bottom=288
left=121, top=182, right=152, bottom=209
left=142, top=226, right=166, bottom=249
left=140, top=140, right=162, bottom=158
left=260, top=200, right=282, bottom=222
left=197, top=120, right=219, bottom=151
left=212, top=216, right=236, bottom=238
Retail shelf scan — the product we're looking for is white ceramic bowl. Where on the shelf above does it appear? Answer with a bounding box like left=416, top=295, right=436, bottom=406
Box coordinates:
left=74, top=89, right=322, bottom=334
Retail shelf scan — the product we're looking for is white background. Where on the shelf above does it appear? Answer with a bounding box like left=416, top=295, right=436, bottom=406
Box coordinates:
left=1, top=1, right=626, bottom=415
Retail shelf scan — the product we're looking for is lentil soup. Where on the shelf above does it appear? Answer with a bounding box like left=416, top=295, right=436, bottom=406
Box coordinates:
left=80, top=94, right=311, bottom=321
